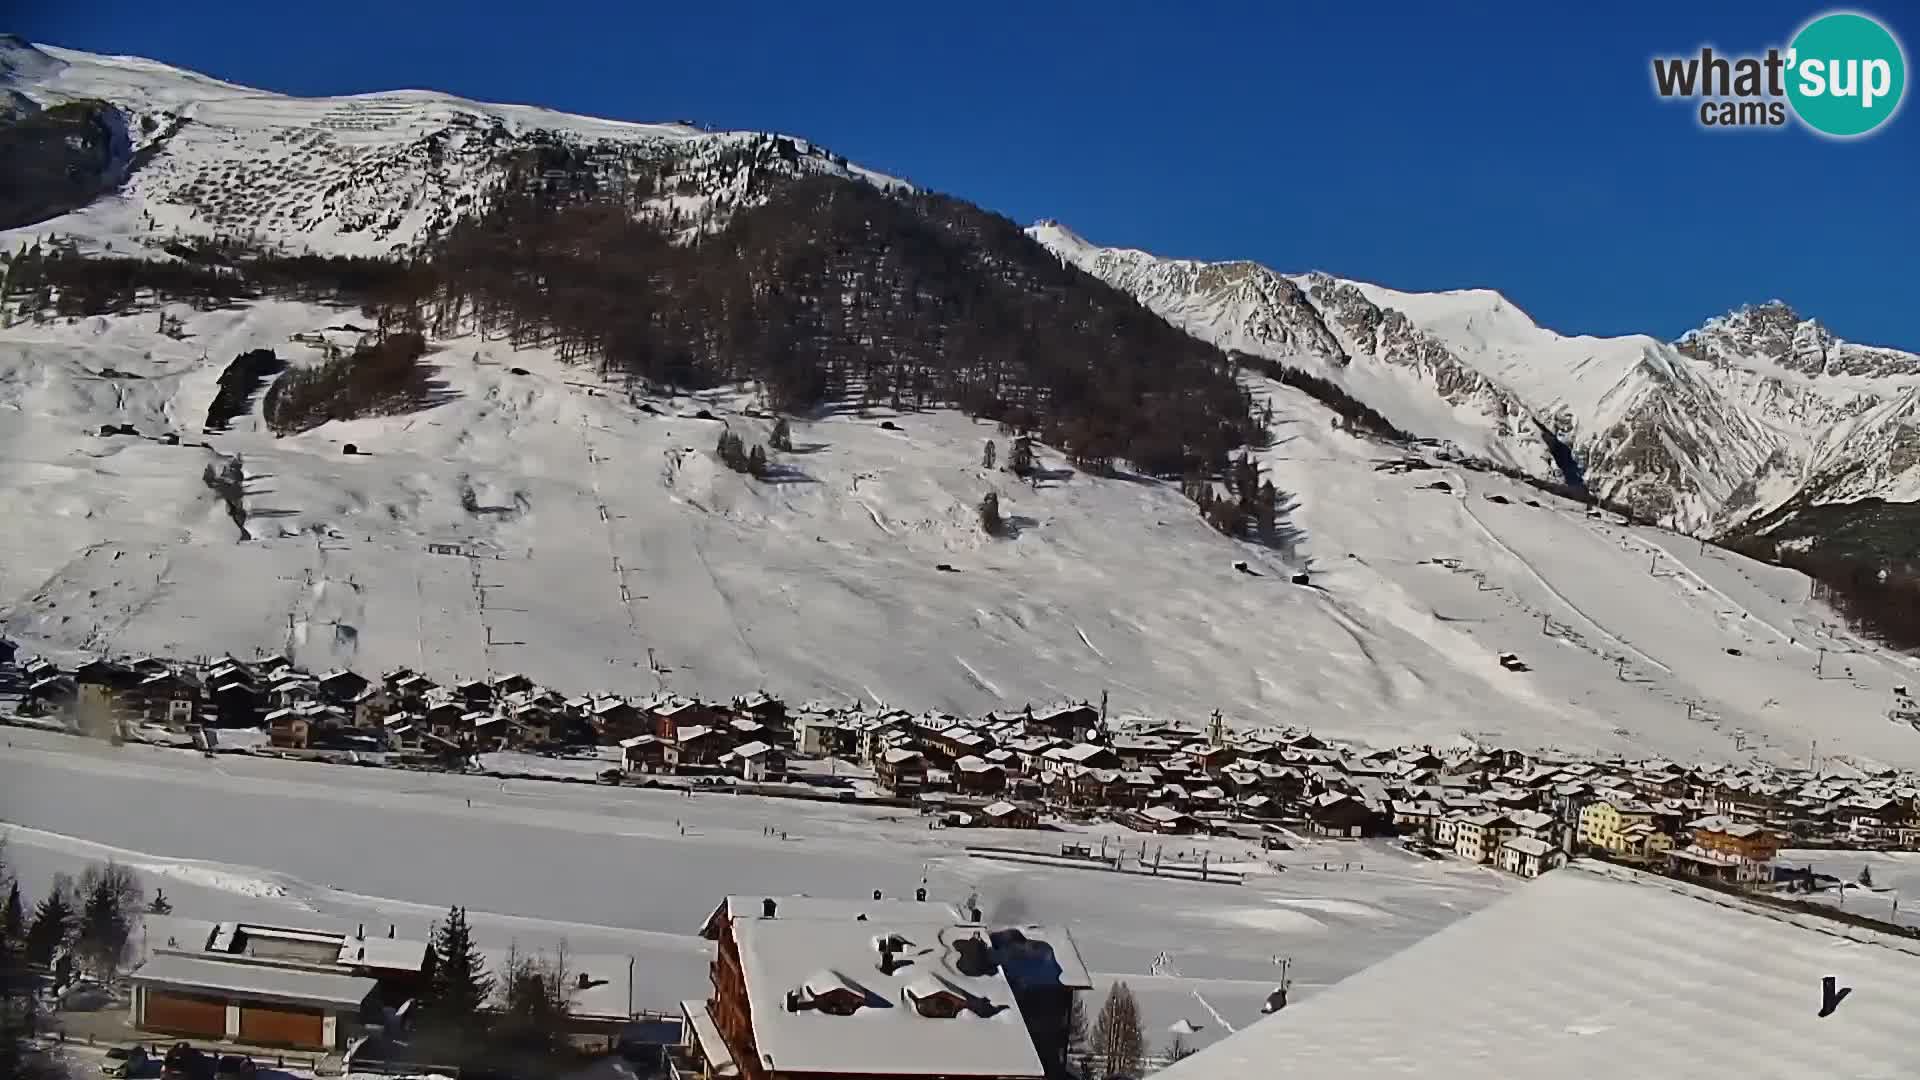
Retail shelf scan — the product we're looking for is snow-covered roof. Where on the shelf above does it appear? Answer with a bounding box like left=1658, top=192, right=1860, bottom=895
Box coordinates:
left=731, top=917, right=1045, bottom=1078
left=1153, top=863, right=1920, bottom=1080
left=1499, top=836, right=1555, bottom=858
left=734, top=740, right=775, bottom=759
left=131, top=952, right=378, bottom=1009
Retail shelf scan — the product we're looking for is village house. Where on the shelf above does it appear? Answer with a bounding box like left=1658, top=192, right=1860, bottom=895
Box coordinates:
left=129, top=915, right=429, bottom=1051
left=728, top=741, right=787, bottom=783
left=1390, top=800, right=1444, bottom=840
left=621, top=734, right=667, bottom=773
left=672, top=725, right=729, bottom=769
left=1579, top=796, right=1662, bottom=856
left=1025, top=702, right=1100, bottom=741
left=689, top=894, right=1090, bottom=1080
left=954, top=756, right=1008, bottom=796
left=980, top=801, right=1039, bottom=830
left=1126, top=804, right=1198, bottom=834
left=1496, top=836, right=1560, bottom=878
left=878, top=747, right=928, bottom=794
left=266, top=708, right=312, bottom=750
left=132, top=668, right=204, bottom=729
left=1663, top=815, right=1783, bottom=885
left=1308, top=792, right=1375, bottom=838
left=1454, top=811, right=1517, bottom=864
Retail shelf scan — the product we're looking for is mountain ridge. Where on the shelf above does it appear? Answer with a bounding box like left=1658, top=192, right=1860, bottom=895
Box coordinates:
left=1027, top=222, right=1920, bottom=539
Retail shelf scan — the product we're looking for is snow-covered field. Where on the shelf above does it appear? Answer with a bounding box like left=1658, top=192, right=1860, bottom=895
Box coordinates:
left=1779, top=848, right=1920, bottom=930
left=4, top=300, right=1919, bottom=768
left=0, top=728, right=1512, bottom=1052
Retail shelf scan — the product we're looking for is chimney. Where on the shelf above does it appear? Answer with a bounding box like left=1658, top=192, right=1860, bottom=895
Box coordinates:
left=356, top=923, right=364, bottom=940
left=877, top=937, right=901, bottom=975
left=915, top=887, right=927, bottom=902
left=577, top=972, right=592, bottom=990
left=873, top=889, right=883, bottom=901
left=388, top=924, right=396, bottom=939
left=968, top=904, right=982, bottom=924
left=763, top=898, right=778, bottom=918
left=785, top=990, right=802, bottom=1013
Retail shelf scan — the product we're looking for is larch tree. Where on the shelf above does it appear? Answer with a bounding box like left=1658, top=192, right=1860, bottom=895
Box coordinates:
left=1091, top=982, right=1144, bottom=1079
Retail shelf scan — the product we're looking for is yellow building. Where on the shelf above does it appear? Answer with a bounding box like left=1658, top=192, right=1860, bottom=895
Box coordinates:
left=1579, top=797, right=1669, bottom=859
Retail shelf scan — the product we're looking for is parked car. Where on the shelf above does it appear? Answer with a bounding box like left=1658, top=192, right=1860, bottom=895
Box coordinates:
left=101, top=1046, right=154, bottom=1078
left=162, top=1043, right=213, bottom=1080
left=215, top=1055, right=256, bottom=1080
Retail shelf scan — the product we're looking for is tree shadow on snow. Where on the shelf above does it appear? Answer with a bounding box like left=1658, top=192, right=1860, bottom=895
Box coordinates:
left=1001, top=514, right=1039, bottom=538
left=759, top=464, right=817, bottom=485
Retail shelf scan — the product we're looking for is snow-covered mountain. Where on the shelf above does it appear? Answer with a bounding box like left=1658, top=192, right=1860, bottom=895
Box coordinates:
left=5, top=41, right=1920, bottom=770
left=1030, top=224, right=1920, bottom=537
left=0, top=36, right=904, bottom=256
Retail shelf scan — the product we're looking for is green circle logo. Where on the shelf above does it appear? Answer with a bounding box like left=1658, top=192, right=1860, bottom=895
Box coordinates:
left=1787, top=12, right=1906, bottom=137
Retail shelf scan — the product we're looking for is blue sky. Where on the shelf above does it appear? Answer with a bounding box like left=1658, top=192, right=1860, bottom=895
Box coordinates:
left=17, top=1, right=1918, bottom=348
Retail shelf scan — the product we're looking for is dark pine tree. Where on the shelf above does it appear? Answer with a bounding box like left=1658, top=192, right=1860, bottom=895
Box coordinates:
left=748, top=443, right=769, bottom=479
left=1, top=884, right=23, bottom=946
left=979, top=491, right=1003, bottom=536
left=24, top=887, right=73, bottom=967
left=982, top=440, right=996, bottom=470
left=427, top=906, right=493, bottom=1025
left=769, top=417, right=792, bottom=452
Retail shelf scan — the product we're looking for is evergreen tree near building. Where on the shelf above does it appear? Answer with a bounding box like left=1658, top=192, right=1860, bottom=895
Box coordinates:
left=1090, top=982, right=1144, bottom=1079
left=769, top=417, right=792, bottom=452
left=748, top=443, right=769, bottom=479
left=24, top=883, right=74, bottom=968
left=2, top=885, right=23, bottom=947
left=427, top=906, right=493, bottom=1025
left=75, top=861, right=143, bottom=980
left=982, top=440, right=996, bottom=470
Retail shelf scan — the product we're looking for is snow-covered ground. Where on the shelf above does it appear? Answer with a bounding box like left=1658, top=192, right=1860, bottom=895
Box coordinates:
left=4, top=301, right=1919, bottom=768
left=1156, top=861, right=1920, bottom=1079
left=0, top=728, right=1512, bottom=1053
left=1779, top=848, right=1920, bottom=930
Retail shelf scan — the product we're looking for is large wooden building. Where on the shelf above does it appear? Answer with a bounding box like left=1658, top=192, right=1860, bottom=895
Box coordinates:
left=129, top=953, right=378, bottom=1051
left=687, top=894, right=1090, bottom=1080
left=126, top=918, right=430, bottom=1052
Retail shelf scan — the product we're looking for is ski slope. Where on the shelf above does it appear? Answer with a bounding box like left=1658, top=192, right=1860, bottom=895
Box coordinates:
left=4, top=301, right=1919, bottom=768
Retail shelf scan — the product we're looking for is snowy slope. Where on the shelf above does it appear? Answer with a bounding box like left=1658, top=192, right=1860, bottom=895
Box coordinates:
left=5, top=302, right=1920, bottom=768
left=1155, top=861, right=1920, bottom=1080
left=0, top=37, right=905, bottom=258
left=1030, top=226, right=1920, bottom=536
